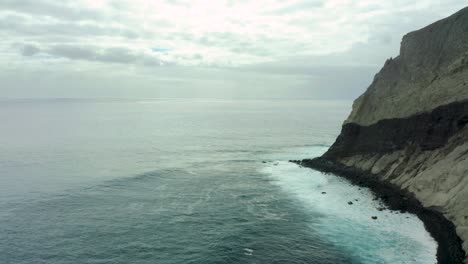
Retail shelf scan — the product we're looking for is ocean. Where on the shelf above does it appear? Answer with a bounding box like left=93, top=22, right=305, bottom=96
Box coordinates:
left=0, top=99, right=436, bottom=264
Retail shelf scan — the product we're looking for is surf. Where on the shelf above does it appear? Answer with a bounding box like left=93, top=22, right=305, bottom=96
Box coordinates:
left=260, top=149, right=437, bottom=264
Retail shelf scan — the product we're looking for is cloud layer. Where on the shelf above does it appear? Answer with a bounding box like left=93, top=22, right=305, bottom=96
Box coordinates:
left=0, top=0, right=466, bottom=98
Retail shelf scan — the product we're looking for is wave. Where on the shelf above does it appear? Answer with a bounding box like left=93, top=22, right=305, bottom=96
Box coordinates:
left=260, top=159, right=437, bottom=264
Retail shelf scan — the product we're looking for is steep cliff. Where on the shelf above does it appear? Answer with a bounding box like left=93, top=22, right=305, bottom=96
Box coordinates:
left=302, top=6, right=468, bottom=264
left=346, top=7, right=468, bottom=126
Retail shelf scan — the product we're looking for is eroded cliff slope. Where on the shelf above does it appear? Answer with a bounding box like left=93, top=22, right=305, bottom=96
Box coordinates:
left=346, top=6, right=468, bottom=126
left=305, top=6, right=468, bottom=264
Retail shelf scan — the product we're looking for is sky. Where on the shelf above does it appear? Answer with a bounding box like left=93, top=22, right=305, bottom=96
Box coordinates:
left=0, top=0, right=466, bottom=99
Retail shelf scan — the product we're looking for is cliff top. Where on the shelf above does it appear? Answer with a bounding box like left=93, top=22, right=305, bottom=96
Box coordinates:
left=345, top=6, right=468, bottom=126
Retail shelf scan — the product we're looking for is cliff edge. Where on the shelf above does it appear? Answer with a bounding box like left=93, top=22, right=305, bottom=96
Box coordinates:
left=346, top=6, right=468, bottom=126
left=303, top=7, right=468, bottom=264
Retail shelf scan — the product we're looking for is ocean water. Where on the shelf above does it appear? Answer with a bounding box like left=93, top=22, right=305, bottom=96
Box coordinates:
left=0, top=99, right=436, bottom=264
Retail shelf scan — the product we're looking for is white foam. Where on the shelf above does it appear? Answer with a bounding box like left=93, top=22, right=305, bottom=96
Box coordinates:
left=243, top=248, right=254, bottom=255
left=260, top=159, right=438, bottom=264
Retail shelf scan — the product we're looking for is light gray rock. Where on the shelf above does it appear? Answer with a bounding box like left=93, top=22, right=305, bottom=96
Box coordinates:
left=336, top=127, right=468, bottom=261
left=346, top=6, right=468, bottom=126
left=333, top=6, right=468, bottom=262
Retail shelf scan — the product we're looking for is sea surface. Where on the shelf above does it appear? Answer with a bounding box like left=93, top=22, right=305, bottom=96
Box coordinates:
left=0, top=99, right=437, bottom=264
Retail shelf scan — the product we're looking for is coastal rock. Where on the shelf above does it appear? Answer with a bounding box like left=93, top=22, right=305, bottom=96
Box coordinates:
left=303, top=6, right=468, bottom=264
left=345, top=6, right=468, bottom=126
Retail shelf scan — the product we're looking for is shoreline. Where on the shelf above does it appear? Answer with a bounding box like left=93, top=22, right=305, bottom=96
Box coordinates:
left=290, top=157, right=466, bottom=264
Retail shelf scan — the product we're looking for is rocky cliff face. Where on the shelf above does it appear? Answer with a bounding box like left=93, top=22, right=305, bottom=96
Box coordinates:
left=346, top=6, right=468, bottom=126
left=304, top=6, right=468, bottom=264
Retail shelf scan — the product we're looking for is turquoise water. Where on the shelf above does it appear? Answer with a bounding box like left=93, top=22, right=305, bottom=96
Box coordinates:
left=0, top=99, right=436, bottom=263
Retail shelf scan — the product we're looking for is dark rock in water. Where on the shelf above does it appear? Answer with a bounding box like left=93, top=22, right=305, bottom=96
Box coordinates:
left=377, top=207, right=385, bottom=211
left=262, top=161, right=267, bottom=163
left=301, top=156, right=466, bottom=263
left=290, top=159, right=302, bottom=164
left=321, top=192, right=326, bottom=194
left=355, top=199, right=359, bottom=201
left=296, top=7, right=468, bottom=263
left=324, top=5, right=468, bottom=156
left=348, top=201, right=353, bottom=205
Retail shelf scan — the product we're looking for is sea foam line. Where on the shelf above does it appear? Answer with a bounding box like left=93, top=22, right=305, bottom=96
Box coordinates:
left=260, top=159, right=437, bottom=264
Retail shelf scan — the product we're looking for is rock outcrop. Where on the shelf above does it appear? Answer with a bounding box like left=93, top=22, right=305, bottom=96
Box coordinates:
left=302, top=6, right=468, bottom=264
left=346, top=7, right=468, bottom=126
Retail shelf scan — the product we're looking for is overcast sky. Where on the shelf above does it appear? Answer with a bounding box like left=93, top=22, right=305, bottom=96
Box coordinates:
left=0, top=0, right=466, bottom=99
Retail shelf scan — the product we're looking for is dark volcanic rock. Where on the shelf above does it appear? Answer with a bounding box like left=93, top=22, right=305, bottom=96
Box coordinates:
left=294, top=6, right=468, bottom=264
left=295, top=158, right=466, bottom=264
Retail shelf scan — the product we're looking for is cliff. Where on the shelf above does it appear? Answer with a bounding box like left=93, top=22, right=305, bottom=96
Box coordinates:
left=302, top=6, right=468, bottom=264
left=346, top=7, right=468, bottom=126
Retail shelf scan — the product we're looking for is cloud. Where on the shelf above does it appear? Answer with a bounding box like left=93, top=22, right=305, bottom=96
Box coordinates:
left=0, top=0, right=467, bottom=99
left=2, top=0, right=466, bottom=68
left=0, top=13, right=140, bottom=39
left=20, top=44, right=41, bottom=56
left=43, top=44, right=163, bottom=66
left=0, top=0, right=103, bottom=21
left=48, top=45, right=97, bottom=60
left=264, top=0, right=324, bottom=15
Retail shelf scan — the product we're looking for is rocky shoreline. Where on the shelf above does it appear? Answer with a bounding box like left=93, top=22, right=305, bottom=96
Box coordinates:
left=294, top=6, right=468, bottom=263
left=290, top=157, right=465, bottom=264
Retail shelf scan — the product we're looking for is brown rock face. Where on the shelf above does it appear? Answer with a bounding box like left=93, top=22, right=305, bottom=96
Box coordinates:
left=305, top=6, right=468, bottom=264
